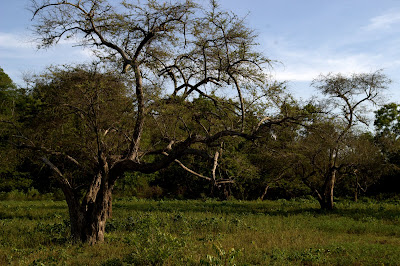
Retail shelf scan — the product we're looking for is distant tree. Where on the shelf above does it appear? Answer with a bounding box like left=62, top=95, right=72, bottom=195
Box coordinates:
left=0, top=67, right=17, bottom=118
left=27, top=0, right=284, bottom=244
left=302, top=71, right=389, bottom=209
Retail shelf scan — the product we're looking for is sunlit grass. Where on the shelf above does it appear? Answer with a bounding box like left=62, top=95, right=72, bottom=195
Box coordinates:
left=0, top=198, right=399, bottom=265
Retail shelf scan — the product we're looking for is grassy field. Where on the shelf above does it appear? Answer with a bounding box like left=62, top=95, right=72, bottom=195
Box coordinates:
left=0, top=198, right=400, bottom=265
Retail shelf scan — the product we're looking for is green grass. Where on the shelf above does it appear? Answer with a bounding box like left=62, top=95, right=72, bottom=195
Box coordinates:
left=0, top=198, right=399, bottom=265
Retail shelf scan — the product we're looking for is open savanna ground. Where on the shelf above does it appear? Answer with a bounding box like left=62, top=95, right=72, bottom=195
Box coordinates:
left=0, top=198, right=399, bottom=265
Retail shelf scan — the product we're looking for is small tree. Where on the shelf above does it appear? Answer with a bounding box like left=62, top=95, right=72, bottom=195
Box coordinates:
left=26, top=0, right=280, bottom=244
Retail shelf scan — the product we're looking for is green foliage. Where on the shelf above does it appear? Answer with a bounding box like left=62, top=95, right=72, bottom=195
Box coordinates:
left=10, top=64, right=134, bottom=193
left=0, top=67, right=14, bottom=90
left=24, top=64, right=133, bottom=155
left=375, top=103, right=400, bottom=135
left=0, top=66, right=17, bottom=117
left=0, top=67, right=35, bottom=194
left=372, top=102, right=400, bottom=195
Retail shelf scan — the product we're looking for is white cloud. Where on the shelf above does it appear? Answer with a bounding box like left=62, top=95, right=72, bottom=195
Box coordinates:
left=262, top=36, right=400, bottom=101
left=0, top=32, right=36, bottom=49
left=0, top=31, right=96, bottom=85
left=259, top=9, right=400, bottom=87
left=364, top=11, right=400, bottom=31
left=270, top=47, right=383, bottom=82
left=0, top=31, right=95, bottom=58
left=0, top=31, right=94, bottom=57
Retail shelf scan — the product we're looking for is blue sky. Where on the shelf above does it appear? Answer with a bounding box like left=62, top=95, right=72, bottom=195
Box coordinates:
left=1, top=0, right=400, bottom=101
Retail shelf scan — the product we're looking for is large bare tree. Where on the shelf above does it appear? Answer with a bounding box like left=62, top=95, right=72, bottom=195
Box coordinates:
left=27, top=0, right=281, bottom=244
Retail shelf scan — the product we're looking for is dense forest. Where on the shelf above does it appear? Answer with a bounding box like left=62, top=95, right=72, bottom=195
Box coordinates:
left=1, top=0, right=400, bottom=244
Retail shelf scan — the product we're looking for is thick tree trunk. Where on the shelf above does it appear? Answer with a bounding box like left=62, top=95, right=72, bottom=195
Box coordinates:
left=319, top=169, right=336, bottom=210
left=80, top=188, right=112, bottom=244
left=63, top=174, right=114, bottom=245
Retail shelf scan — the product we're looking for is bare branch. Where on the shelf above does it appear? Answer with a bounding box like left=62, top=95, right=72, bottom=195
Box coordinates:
left=41, top=156, right=73, bottom=188
left=162, top=151, right=212, bottom=181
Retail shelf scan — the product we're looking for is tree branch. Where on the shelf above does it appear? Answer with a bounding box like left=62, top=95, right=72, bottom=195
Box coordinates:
left=41, top=156, right=73, bottom=189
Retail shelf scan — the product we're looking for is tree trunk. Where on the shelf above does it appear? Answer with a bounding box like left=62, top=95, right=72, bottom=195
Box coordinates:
left=62, top=187, right=84, bottom=242
left=319, top=169, right=336, bottom=210
left=354, top=186, right=358, bottom=202
left=260, top=184, right=270, bottom=201
left=63, top=174, right=113, bottom=245
left=354, top=174, right=358, bottom=202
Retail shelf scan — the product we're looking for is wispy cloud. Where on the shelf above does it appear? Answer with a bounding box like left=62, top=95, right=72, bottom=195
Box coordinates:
left=363, top=11, right=400, bottom=31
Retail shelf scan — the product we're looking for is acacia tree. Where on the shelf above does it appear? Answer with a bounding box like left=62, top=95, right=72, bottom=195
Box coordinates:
left=26, top=0, right=283, bottom=244
left=302, top=71, right=389, bottom=209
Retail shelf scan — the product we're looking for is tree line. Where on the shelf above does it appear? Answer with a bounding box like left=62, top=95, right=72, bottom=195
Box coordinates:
left=1, top=0, right=400, bottom=244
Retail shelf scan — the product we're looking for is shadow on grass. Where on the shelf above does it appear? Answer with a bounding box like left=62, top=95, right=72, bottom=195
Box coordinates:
left=113, top=200, right=400, bottom=221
